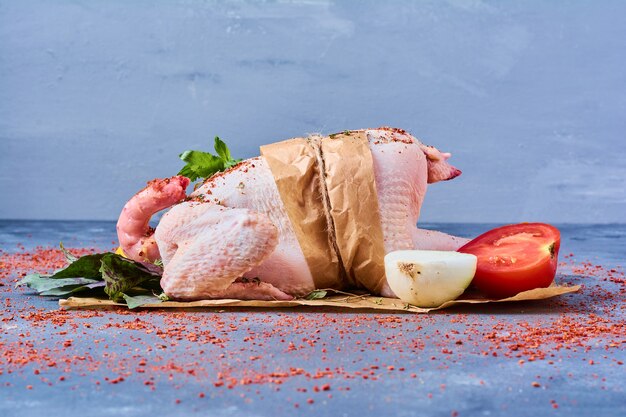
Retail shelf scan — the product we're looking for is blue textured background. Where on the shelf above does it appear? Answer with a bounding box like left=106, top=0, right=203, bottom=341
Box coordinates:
left=1, top=0, right=625, bottom=222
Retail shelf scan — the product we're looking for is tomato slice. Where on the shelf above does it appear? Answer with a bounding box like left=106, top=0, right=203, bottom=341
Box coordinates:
left=457, top=223, right=561, bottom=298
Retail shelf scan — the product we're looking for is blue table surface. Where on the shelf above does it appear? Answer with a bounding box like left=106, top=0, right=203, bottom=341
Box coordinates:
left=0, top=221, right=624, bottom=417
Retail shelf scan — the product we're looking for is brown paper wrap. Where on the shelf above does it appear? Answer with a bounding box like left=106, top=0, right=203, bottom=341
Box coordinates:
left=320, top=132, right=387, bottom=294
left=260, top=138, right=344, bottom=289
left=261, top=133, right=386, bottom=293
left=59, top=285, right=580, bottom=312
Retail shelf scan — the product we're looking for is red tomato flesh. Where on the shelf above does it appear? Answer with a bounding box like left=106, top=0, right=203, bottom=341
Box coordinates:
left=458, top=223, right=561, bottom=298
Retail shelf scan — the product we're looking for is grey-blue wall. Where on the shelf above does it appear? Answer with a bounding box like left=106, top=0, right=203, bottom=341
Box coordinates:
left=1, top=1, right=625, bottom=223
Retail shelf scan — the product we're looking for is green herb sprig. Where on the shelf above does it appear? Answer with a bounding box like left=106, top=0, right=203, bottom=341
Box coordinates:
left=178, top=136, right=241, bottom=182
left=17, top=244, right=166, bottom=309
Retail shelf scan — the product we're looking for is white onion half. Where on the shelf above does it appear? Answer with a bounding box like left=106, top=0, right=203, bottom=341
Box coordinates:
left=384, top=250, right=477, bottom=307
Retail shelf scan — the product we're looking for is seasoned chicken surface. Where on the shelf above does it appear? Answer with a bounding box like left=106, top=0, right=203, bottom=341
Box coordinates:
left=117, top=128, right=468, bottom=300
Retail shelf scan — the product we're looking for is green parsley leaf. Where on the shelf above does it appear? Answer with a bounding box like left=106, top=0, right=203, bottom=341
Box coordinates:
left=213, top=136, right=231, bottom=161
left=178, top=136, right=241, bottom=182
left=178, top=150, right=224, bottom=182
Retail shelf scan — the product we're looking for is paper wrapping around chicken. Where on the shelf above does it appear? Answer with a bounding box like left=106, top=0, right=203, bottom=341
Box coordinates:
left=260, top=132, right=387, bottom=294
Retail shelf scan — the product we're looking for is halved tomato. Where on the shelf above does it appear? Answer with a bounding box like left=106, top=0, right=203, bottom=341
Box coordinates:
left=457, top=223, right=560, bottom=298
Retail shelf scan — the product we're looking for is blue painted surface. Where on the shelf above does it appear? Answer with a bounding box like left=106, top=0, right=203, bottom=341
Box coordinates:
left=0, top=221, right=624, bottom=416
left=1, top=1, right=625, bottom=222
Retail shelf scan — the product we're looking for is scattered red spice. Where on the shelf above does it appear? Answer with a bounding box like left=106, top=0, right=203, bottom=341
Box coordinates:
left=0, top=245, right=624, bottom=412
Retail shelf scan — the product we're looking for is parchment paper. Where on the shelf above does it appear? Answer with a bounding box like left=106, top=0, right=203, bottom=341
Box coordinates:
left=59, top=285, right=580, bottom=312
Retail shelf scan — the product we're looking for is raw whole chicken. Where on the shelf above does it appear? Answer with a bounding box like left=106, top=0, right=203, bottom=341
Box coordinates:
left=117, top=127, right=469, bottom=301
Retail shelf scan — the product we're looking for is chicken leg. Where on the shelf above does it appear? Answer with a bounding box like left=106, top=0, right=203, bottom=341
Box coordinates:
left=155, top=201, right=292, bottom=300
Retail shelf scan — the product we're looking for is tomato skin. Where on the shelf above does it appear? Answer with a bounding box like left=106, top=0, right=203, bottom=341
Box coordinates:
left=458, top=223, right=560, bottom=298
